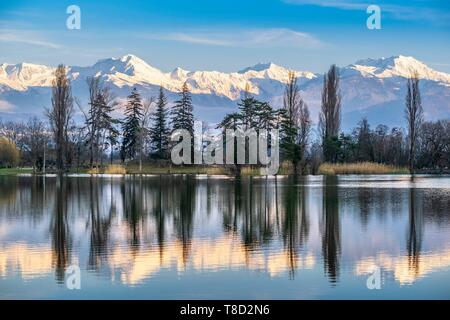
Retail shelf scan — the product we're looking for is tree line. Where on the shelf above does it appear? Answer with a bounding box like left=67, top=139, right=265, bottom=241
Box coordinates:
left=0, top=64, right=449, bottom=173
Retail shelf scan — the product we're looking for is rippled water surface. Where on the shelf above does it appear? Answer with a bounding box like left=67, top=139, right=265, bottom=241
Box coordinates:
left=0, top=174, right=449, bottom=299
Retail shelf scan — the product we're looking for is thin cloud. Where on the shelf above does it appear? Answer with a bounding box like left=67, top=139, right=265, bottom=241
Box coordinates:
left=0, top=30, right=61, bottom=49
left=0, top=100, right=16, bottom=112
left=284, top=0, right=450, bottom=24
left=284, top=0, right=366, bottom=10
left=149, top=33, right=231, bottom=46
left=144, top=28, right=324, bottom=48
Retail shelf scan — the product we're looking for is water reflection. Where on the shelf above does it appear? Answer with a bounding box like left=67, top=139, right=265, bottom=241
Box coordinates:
left=0, top=174, right=449, bottom=298
left=51, top=177, right=71, bottom=283
left=322, top=176, right=340, bottom=283
left=407, top=184, right=423, bottom=279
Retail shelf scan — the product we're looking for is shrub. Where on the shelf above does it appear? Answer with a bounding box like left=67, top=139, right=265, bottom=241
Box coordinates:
left=0, top=138, right=20, bottom=167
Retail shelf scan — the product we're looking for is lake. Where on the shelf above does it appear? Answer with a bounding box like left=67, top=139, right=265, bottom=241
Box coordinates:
left=0, top=174, right=449, bottom=299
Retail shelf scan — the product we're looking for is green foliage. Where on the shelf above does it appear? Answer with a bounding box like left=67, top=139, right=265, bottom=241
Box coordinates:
left=279, top=108, right=300, bottom=164
left=121, top=87, right=143, bottom=161
left=323, top=135, right=341, bottom=163
left=171, top=81, right=194, bottom=135
left=150, top=86, right=170, bottom=158
left=0, top=138, right=20, bottom=167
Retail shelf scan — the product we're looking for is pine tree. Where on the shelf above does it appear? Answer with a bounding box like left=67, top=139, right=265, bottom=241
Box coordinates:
left=97, top=90, right=120, bottom=164
left=121, top=87, right=143, bottom=161
left=237, top=96, right=258, bottom=130
left=254, top=101, right=276, bottom=131
left=150, top=86, right=170, bottom=159
left=171, top=81, right=194, bottom=135
left=83, top=78, right=120, bottom=166
left=280, top=108, right=300, bottom=167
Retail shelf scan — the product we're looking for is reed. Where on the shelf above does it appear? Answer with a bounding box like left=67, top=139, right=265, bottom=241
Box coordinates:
left=318, top=162, right=409, bottom=175
left=103, top=164, right=127, bottom=174
left=86, top=167, right=100, bottom=174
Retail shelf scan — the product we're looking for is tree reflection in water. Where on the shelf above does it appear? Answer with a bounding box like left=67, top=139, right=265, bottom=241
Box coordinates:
left=0, top=173, right=445, bottom=293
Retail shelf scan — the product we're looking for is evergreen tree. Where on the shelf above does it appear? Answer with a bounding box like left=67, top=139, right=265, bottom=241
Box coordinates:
left=171, top=81, right=194, bottom=135
left=150, top=86, right=170, bottom=158
left=354, top=117, right=374, bottom=161
left=83, top=78, right=120, bottom=166
left=121, top=87, right=143, bottom=161
left=97, top=90, right=120, bottom=164
left=254, top=101, right=277, bottom=131
left=237, top=96, right=258, bottom=130
left=217, top=112, right=240, bottom=131
left=280, top=108, right=300, bottom=167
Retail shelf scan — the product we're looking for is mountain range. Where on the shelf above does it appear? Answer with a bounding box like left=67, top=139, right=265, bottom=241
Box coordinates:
left=1, top=54, right=449, bottom=130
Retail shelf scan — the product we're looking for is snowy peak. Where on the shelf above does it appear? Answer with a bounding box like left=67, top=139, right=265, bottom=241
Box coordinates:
left=350, top=55, right=450, bottom=83
left=0, top=54, right=449, bottom=100
left=1, top=54, right=450, bottom=127
left=0, top=62, right=55, bottom=89
left=91, top=54, right=163, bottom=78
left=239, top=62, right=316, bottom=81
left=170, top=67, right=190, bottom=80
left=239, top=62, right=280, bottom=73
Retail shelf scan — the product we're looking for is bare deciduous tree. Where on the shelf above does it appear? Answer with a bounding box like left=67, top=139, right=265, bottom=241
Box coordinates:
left=46, top=64, right=74, bottom=171
left=298, top=101, right=311, bottom=173
left=25, top=117, right=48, bottom=172
left=319, top=64, right=341, bottom=162
left=281, top=70, right=310, bottom=173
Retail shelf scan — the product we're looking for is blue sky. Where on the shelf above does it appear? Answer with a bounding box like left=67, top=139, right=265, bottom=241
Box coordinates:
left=0, top=0, right=449, bottom=73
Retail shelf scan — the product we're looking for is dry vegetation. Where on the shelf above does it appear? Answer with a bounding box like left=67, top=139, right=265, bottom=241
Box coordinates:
left=104, top=164, right=127, bottom=174
left=318, top=162, right=409, bottom=175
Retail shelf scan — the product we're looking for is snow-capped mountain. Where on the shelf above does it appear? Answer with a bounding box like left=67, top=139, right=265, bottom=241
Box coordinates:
left=1, top=54, right=449, bottom=129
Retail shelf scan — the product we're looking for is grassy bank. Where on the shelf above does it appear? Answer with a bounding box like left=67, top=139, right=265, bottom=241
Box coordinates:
left=318, top=162, right=409, bottom=175
left=85, top=164, right=231, bottom=175
left=0, top=167, right=33, bottom=175
left=125, top=164, right=230, bottom=175
left=1, top=162, right=411, bottom=176
left=87, top=163, right=290, bottom=175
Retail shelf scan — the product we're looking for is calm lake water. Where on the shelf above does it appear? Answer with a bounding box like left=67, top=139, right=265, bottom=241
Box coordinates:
left=0, top=174, right=449, bottom=299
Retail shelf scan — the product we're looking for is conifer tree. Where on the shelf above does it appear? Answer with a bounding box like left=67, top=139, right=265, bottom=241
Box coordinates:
left=121, top=87, right=143, bottom=161
left=97, top=90, right=120, bottom=164
left=171, top=81, right=194, bottom=135
left=237, top=96, right=258, bottom=130
left=150, top=86, right=170, bottom=159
